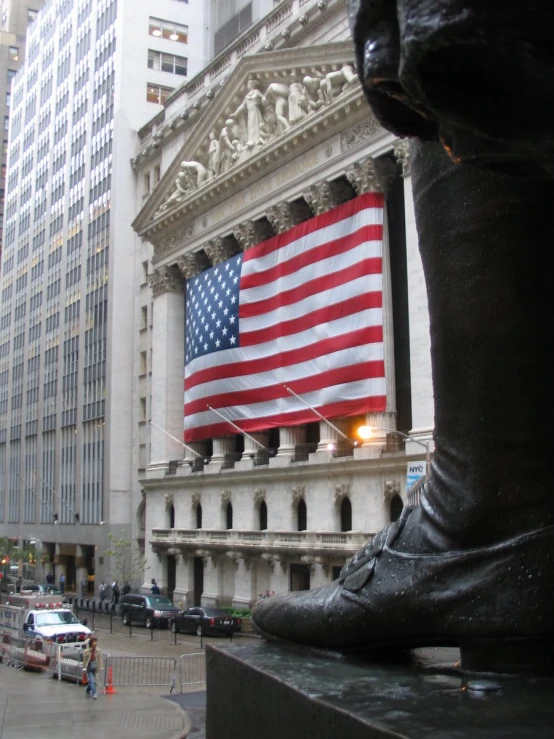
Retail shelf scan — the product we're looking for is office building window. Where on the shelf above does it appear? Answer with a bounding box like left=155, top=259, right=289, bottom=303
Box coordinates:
left=5, top=93, right=10, bottom=107
left=147, top=50, right=187, bottom=76
left=28, top=9, right=39, bottom=22
left=7, top=69, right=17, bottom=85
left=4, top=117, right=9, bottom=131
left=149, top=17, right=188, bottom=44
left=146, top=83, right=174, bottom=105
left=9, top=47, right=19, bottom=62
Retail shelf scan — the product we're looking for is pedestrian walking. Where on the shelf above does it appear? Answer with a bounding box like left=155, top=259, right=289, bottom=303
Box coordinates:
left=122, top=581, right=131, bottom=596
left=80, top=577, right=87, bottom=597
left=45, top=571, right=54, bottom=585
left=82, top=637, right=103, bottom=699
left=111, top=580, right=120, bottom=605
left=151, top=580, right=160, bottom=595
left=59, top=573, right=65, bottom=594
left=99, top=581, right=106, bottom=602
left=15, top=576, right=22, bottom=593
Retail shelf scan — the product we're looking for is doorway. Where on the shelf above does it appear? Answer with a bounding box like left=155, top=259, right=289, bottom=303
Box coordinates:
left=167, top=555, right=176, bottom=600
left=290, top=563, right=310, bottom=591
left=193, top=557, right=204, bottom=606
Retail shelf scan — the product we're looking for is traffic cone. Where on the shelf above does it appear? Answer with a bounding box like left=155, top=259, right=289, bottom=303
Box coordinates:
left=104, top=665, right=116, bottom=694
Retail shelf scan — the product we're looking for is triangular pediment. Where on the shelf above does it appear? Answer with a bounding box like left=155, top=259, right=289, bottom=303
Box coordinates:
left=132, top=41, right=370, bottom=241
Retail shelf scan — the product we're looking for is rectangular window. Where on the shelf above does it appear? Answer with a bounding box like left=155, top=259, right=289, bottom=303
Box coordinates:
left=4, top=116, right=9, bottom=131
left=28, top=9, right=39, bottom=22
left=144, top=172, right=151, bottom=196
left=148, top=50, right=188, bottom=76
left=140, top=306, right=148, bottom=329
left=148, top=17, right=188, bottom=44
left=9, top=47, right=19, bottom=62
left=154, top=164, right=161, bottom=184
left=7, top=69, right=17, bottom=85
left=5, top=92, right=11, bottom=107
left=146, top=83, right=174, bottom=105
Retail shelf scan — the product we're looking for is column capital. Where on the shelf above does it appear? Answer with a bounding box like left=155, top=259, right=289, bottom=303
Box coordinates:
left=233, top=220, right=270, bottom=250
left=204, top=237, right=236, bottom=265
left=149, top=264, right=183, bottom=297
left=177, top=252, right=203, bottom=279
left=345, top=156, right=397, bottom=195
left=266, top=202, right=302, bottom=234
left=393, top=139, right=411, bottom=177
left=303, top=181, right=336, bottom=216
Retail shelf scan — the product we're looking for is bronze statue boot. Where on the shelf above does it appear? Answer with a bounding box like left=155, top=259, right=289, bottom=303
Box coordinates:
left=251, top=505, right=554, bottom=672
left=252, top=140, right=554, bottom=674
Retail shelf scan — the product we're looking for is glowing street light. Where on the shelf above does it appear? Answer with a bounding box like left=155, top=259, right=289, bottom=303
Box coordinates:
left=357, top=425, right=431, bottom=481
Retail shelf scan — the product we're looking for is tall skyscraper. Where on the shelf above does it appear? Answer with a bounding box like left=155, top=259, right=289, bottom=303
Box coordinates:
left=1, top=0, right=46, bottom=258
left=0, top=0, right=207, bottom=590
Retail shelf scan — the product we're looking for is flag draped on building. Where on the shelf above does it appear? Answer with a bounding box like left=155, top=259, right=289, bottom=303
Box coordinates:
left=184, top=192, right=386, bottom=442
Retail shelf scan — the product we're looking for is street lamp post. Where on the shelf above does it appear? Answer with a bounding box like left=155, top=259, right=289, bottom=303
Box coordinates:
left=357, top=426, right=431, bottom=482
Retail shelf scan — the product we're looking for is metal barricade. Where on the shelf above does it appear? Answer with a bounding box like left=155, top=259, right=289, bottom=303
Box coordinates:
left=45, top=644, right=109, bottom=688
left=1, top=633, right=50, bottom=671
left=105, top=655, right=178, bottom=693
left=179, top=652, right=206, bottom=691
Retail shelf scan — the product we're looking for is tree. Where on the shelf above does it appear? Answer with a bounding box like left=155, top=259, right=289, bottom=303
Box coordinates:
left=104, top=530, right=148, bottom=587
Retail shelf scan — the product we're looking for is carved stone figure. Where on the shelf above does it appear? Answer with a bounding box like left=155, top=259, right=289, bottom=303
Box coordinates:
left=302, top=75, right=325, bottom=112
left=252, top=1, right=554, bottom=675
left=288, top=81, right=309, bottom=124
left=231, top=76, right=265, bottom=149
left=207, top=132, right=221, bottom=178
left=219, top=119, right=238, bottom=173
left=321, top=64, right=358, bottom=103
left=263, top=82, right=291, bottom=134
left=156, top=159, right=208, bottom=215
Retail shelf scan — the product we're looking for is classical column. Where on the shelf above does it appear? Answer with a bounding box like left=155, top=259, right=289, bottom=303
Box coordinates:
left=303, top=182, right=358, bottom=453
left=276, top=425, right=306, bottom=457
left=232, top=556, right=255, bottom=609
left=75, top=544, right=89, bottom=595
left=347, top=156, right=399, bottom=450
left=266, top=202, right=310, bottom=460
left=199, top=553, right=219, bottom=607
left=171, top=554, right=189, bottom=609
left=242, top=431, right=269, bottom=461
left=149, top=264, right=186, bottom=467
left=394, top=140, right=434, bottom=443
left=54, top=544, right=67, bottom=590
left=211, top=436, right=236, bottom=465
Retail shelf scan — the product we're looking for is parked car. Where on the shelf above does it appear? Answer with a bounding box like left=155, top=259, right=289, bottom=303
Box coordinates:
left=172, top=607, right=242, bottom=637
left=119, top=593, right=180, bottom=629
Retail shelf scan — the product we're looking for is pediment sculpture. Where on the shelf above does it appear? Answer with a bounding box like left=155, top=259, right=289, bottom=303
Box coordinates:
left=154, top=65, right=358, bottom=217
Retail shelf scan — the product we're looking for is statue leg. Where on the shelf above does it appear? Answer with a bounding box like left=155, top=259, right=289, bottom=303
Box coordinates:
left=251, top=140, right=554, bottom=672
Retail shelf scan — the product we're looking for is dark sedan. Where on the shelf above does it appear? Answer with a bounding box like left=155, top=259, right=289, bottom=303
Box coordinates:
left=172, top=607, right=242, bottom=637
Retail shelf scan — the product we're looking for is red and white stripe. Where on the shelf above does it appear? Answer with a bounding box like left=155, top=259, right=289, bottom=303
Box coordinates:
left=184, top=192, right=386, bottom=441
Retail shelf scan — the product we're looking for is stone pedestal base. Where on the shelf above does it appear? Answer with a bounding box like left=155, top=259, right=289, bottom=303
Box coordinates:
left=206, top=642, right=554, bottom=739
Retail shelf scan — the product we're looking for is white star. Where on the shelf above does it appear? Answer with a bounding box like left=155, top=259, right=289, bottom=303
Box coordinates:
left=229, top=316, right=236, bottom=324
left=222, top=327, right=228, bottom=336
left=215, top=339, right=221, bottom=347
left=209, top=331, right=214, bottom=339
left=230, top=335, right=237, bottom=345
left=203, top=343, right=208, bottom=350
left=216, top=320, right=221, bottom=327
left=230, top=296, right=236, bottom=304
left=223, top=308, right=229, bottom=316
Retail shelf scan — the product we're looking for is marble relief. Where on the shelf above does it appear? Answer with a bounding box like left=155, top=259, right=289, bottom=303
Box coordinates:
left=154, top=65, right=359, bottom=217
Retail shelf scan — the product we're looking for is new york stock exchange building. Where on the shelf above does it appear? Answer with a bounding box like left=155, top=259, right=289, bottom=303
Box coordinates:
left=131, top=0, right=434, bottom=609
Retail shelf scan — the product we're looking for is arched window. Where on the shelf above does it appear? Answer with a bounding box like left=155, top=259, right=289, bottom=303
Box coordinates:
left=340, top=497, right=352, bottom=532
left=169, top=505, right=175, bottom=529
left=259, top=500, right=267, bottom=530
left=390, top=494, right=403, bottom=522
left=226, top=502, right=233, bottom=530
left=297, top=498, right=307, bottom=531
left=196, top=503, right=202, bottom=529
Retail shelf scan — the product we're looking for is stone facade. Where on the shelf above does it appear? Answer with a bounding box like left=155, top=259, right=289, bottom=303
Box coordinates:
left=132, top=0, right=434, bottom=608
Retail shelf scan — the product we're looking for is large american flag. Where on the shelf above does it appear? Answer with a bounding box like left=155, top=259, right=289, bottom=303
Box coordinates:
left=184, top=192, right=386, bottom=442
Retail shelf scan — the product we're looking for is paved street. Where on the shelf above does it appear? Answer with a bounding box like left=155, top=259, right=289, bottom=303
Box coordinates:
left=0, top=617, right=247, bottom=739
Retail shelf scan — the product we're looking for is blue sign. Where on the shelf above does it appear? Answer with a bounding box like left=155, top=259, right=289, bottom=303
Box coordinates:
left=407, top=462, right=425, bottom=491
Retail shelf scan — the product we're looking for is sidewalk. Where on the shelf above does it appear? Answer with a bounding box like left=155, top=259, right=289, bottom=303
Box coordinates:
left=0, top=664, right=191, bottom=739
